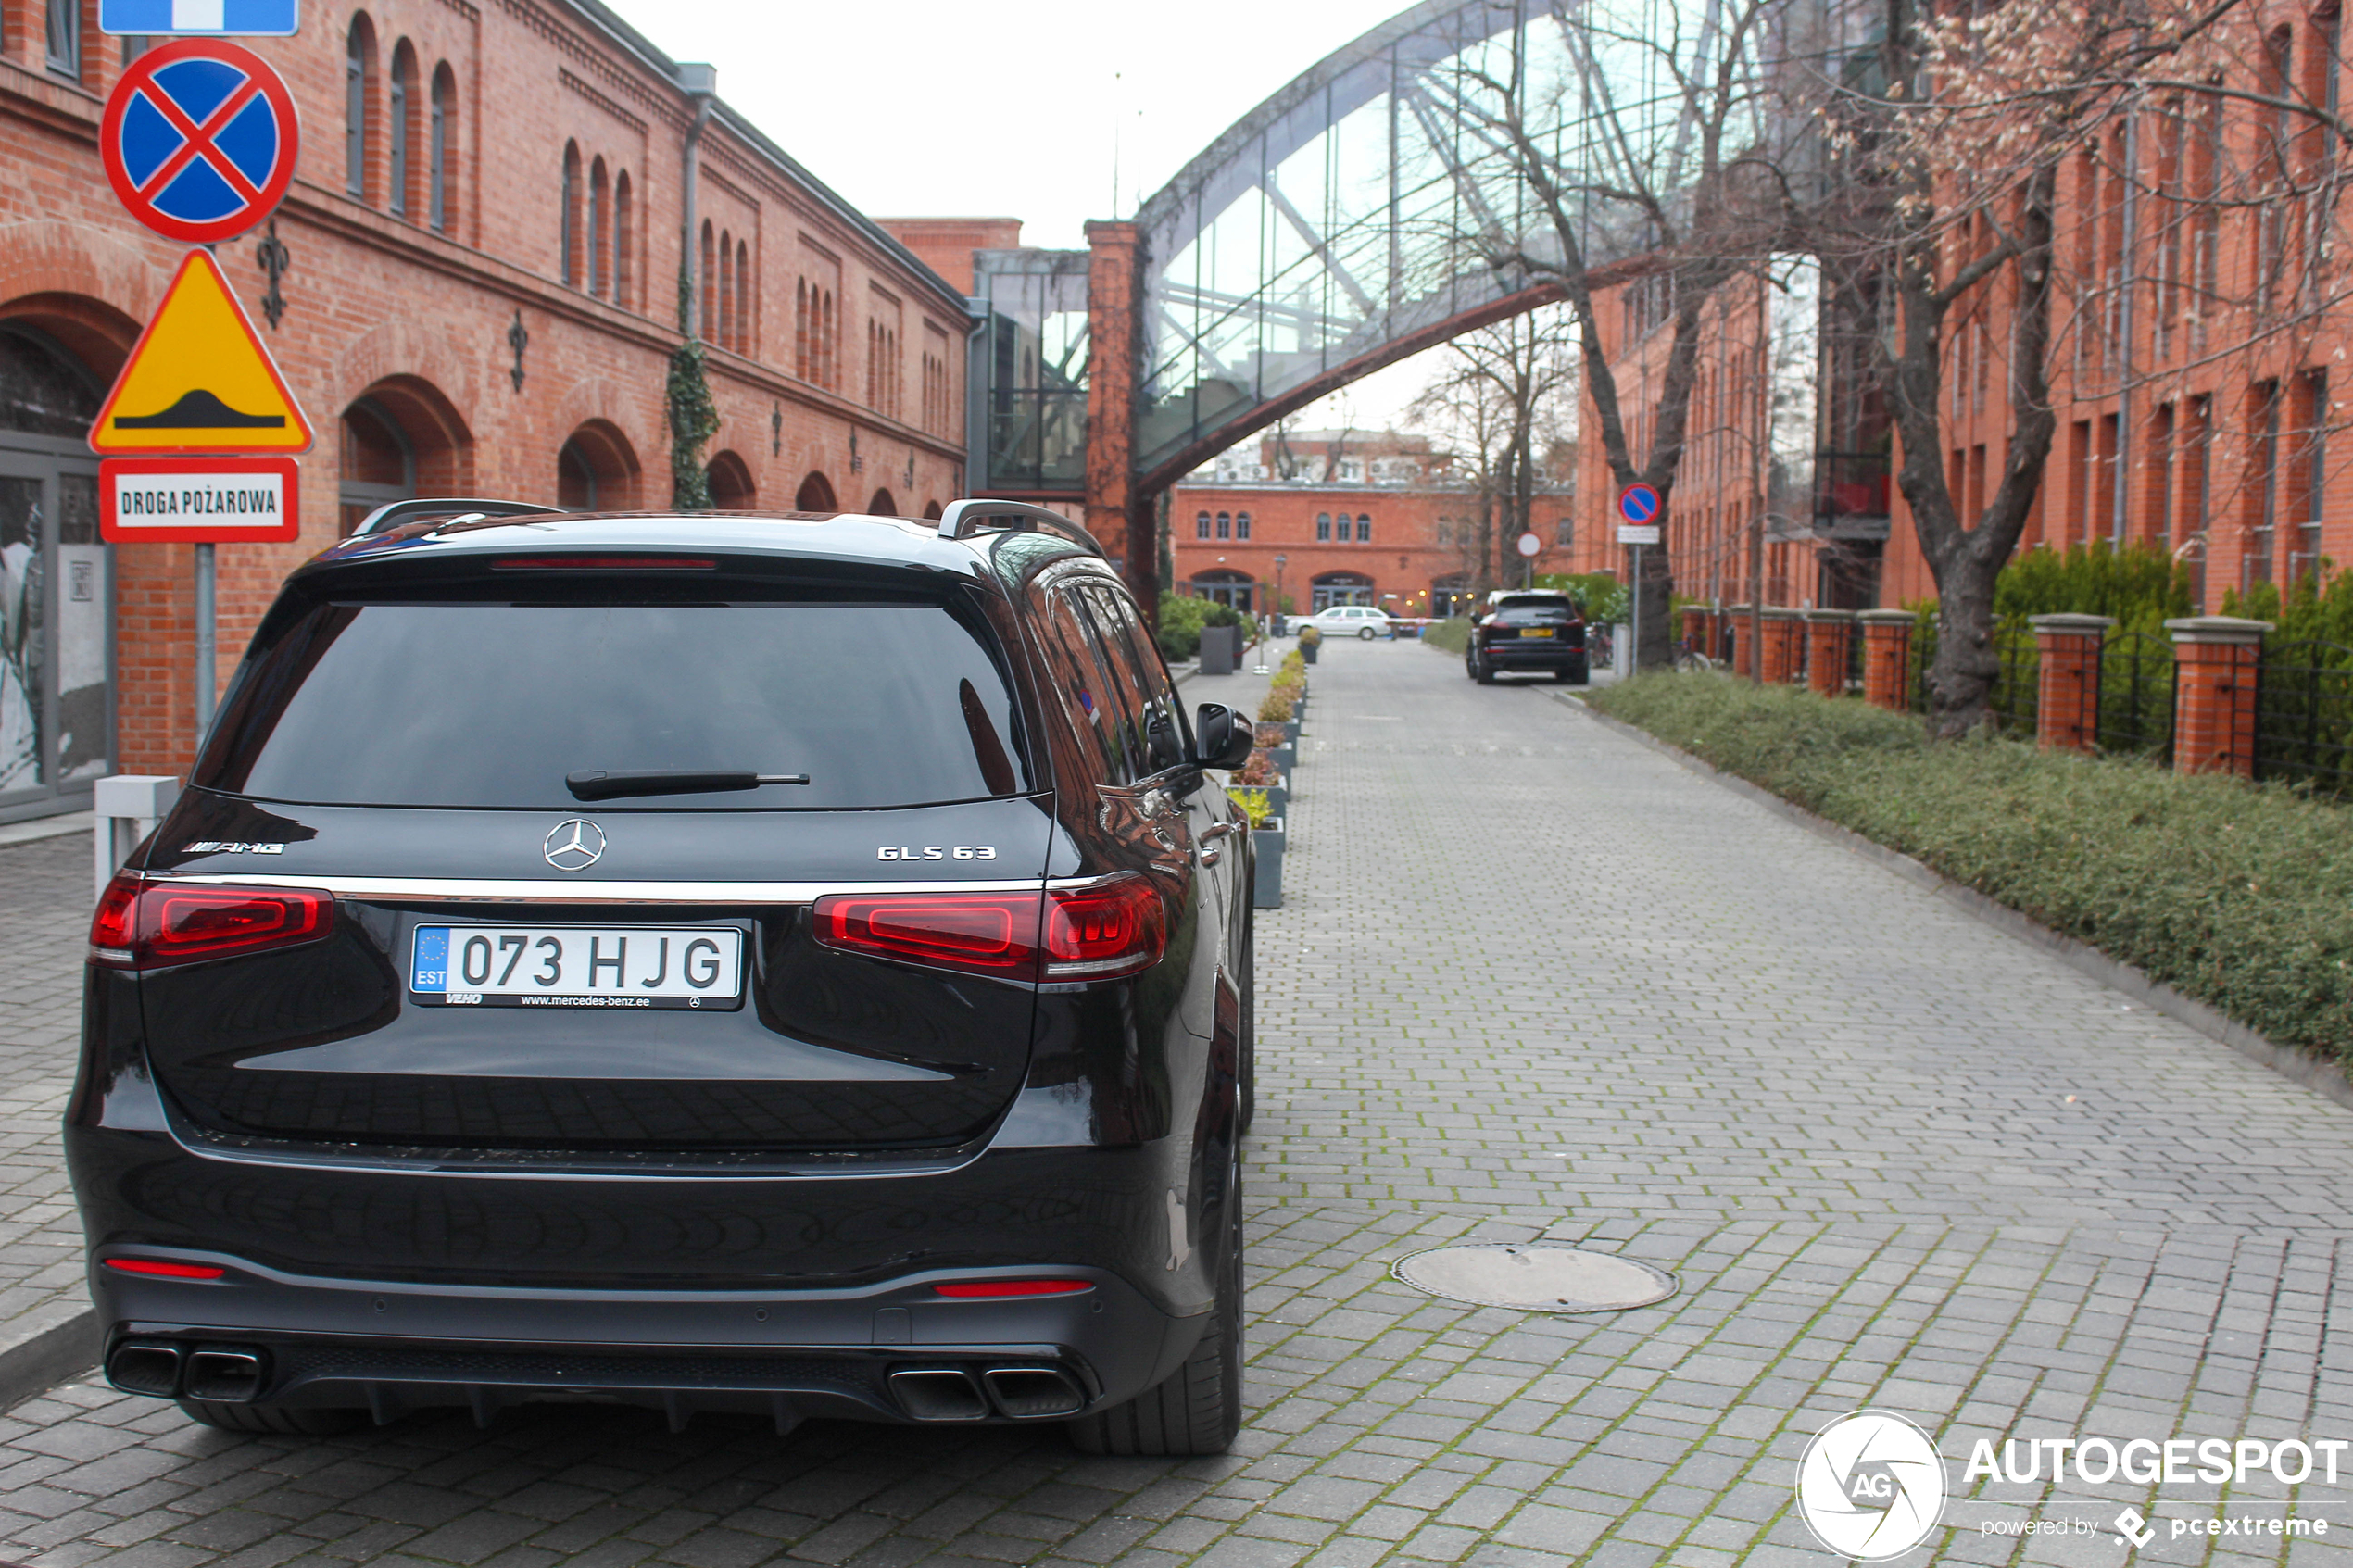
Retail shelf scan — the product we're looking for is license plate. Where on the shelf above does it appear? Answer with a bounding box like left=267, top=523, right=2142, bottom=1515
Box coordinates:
left=409, top=925, right=745, bottom=1010
left=1521, top=627, right=1554, bottom=638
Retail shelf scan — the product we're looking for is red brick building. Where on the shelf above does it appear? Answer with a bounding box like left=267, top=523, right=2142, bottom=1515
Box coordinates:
left=1171, top=431, right=1577, bottom=621
left=1565, top=0, right=2353, bottom=621
left=1, top=0, right=975, bottom=817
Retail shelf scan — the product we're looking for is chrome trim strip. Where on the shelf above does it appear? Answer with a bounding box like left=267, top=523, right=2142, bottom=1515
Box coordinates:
left=137, top=873, right=1088, bottom=904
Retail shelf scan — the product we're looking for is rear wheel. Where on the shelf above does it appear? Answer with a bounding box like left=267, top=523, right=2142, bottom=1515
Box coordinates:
left=1568, top=659, right=1591, bottom=686
left=179, top=1400, right=366, bottom=1436
left=1067, top=1140, right=1243, bottom=1456
left=1358, top=626, right=1376, bottom=640
left=1475, top=658, right=1496, bottom=684
left=1553, top=667, right=1574, bottom=683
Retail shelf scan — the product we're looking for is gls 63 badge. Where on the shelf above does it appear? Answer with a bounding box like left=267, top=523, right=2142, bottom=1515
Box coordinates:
left=875, top=845, right=999, bottom=861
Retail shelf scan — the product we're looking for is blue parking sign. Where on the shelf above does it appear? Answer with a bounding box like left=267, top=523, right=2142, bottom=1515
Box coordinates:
left=100, top=0, right=298, bottom=36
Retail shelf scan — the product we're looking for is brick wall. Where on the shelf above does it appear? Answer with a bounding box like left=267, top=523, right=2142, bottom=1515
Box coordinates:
left=0, top=2, right=979, bottom=781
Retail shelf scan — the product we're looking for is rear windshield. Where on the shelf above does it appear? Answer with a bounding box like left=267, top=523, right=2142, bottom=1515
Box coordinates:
left=1494, top=598, right=1576, bottom=624
left=195, top=596, right=1032, bottom=809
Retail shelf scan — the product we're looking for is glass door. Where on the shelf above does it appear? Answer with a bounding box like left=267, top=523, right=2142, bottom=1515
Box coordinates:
left=0, top=455, right=112, bottom=822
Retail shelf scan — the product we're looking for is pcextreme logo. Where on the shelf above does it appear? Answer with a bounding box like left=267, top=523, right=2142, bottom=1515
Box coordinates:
left=1795, top=1411, right=1949, bottom=1560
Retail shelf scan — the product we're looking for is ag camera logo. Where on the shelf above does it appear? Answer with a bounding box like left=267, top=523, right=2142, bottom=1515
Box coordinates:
left=1796, top=1410, right=1948, bottom=1560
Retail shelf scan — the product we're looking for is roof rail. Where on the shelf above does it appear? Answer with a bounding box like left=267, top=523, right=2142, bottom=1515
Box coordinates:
left=937, top=499, right=1103, bottom=556
left=352, top=498, right=563, bottom=537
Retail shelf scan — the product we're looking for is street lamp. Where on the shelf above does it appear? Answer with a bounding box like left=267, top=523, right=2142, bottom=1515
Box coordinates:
left=1274, top=553, right=1289, bottom=634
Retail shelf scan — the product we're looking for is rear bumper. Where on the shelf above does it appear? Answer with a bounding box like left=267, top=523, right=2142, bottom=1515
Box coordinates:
left=1479, top=641, right=1587, bottom=668
left=94, top=1256, right=1192, bottom=1424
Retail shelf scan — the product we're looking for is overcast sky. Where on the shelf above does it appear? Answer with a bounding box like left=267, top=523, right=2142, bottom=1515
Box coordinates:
left=602, top=0, right=1438, bottom=426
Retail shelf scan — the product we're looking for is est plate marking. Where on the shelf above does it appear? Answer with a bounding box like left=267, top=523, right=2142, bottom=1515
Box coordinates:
left=409, top=924, right=744, bottom=1010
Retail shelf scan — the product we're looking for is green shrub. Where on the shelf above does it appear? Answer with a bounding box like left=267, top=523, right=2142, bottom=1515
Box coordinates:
left=1535, top=571, right=1629, bottom=624
left=1155, top=593, right=1247, bottom=660
left=2223, top=562, right=2353, bottom=646
left=1257, top=687, right=1296, bottom=722
left=1588, top=674, right=2353, bottom=1063
left=1423, top=617, right=1472, bottom=654
left=1994, top=540, right=2193, bottom=633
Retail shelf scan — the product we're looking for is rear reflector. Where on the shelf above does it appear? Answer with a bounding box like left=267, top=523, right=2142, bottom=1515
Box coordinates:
left=933, top=1279, right=1093, bottom=1298
left=103, top=1258, right=226, bottom=1280
left=89, top=873, right=334, bottom=970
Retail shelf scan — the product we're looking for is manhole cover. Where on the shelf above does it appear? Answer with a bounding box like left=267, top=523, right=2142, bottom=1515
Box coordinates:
left=1392, top=1245, right=1677, bottom=1312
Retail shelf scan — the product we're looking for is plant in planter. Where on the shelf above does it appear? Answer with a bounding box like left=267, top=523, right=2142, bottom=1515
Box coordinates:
left=1254, top=722, right=1296, bottom=771
left=1230, top=750, right=1288, bottom=819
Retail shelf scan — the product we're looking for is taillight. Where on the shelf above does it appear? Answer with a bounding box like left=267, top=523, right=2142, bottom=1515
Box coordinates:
left=812, top=891, right=1041, bottom=978
left=933, top=1279, right=1093, bottom=1298
left=1043, top=875, right=1167, bottom=980
left=89, top=872, right=334, bottom=970
left=102, top=1257, right=226, bottom=1280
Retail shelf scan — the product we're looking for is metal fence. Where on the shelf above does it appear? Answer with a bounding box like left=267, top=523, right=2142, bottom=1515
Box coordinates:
left=1987, top=617, right=2039, bottom=738
left=2253, top=638, right=2353, bottom=795
left=2096, top=629, right=2176, bottom=760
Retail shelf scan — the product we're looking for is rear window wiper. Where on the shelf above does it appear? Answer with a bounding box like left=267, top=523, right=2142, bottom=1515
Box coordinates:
left=566, top=770, right=812, bottom=801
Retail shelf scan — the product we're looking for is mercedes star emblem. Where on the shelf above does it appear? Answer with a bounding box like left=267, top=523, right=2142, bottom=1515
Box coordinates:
left=543, top=819, right=606, bottom=872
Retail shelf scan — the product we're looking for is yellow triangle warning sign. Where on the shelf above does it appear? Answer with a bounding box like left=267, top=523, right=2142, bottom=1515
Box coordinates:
left=90, top=249, right=313, bottom=455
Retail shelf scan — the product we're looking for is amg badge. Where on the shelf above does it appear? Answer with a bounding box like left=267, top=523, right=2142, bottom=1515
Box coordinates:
left=876, top=845, right=998, bottom=861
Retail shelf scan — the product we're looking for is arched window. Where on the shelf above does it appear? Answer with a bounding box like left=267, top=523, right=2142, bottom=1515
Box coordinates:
left=1356, top=512, right=1372, bottom=542
left=698, top=220, right=715, bottom=339
left=345, top=18, right=376, bottom=199
left=822, top=290, right=836, bottom=387
left=612, top=170, right=633, bottom=307
left=1236, top=510, right=1252, bottom=541
left=387, top=43, right=414, bottom=217
left=1215, top=511, right=1230, bottom=540
left=1195, top=510, right=1211, bottom=540
left=796, top=471, right=837, bottom=511
left=736, top=240, right=750, bottom=353
left=589, top=158, right=610, bottom=299
left=1315, top=511, right=1332, bottom=542
left=560, top=143, right=582, bottom=287
left=868, top=488, right=898, bottom=517
left=717, top=230, right=734, bottom=348
left=429, top=64, right=456, bottom=232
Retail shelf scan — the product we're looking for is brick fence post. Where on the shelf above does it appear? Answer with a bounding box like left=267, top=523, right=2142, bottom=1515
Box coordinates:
left=2166, top=616, right=2271, bottom=777
left=2028, top=613, right=2114, bottom=752
left=1728, top=605, right=1755, bottom=676
left=1856, top=609, right=1915, bottom=711
left=1761, top=608, right=1802, bottom=684
left=1804, top=609, right=1856, bottom=696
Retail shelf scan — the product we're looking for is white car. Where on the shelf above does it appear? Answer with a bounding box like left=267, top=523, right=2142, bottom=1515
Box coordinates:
left=1302, top=604, right=1394, bottom=640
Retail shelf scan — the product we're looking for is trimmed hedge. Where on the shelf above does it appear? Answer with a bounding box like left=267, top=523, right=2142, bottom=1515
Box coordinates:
left=1423, top=617, right=1472, bottom=654
left=1588, top=674, right=2353, bottom=1063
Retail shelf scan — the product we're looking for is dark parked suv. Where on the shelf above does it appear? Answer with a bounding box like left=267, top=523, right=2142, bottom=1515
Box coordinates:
left=67, top=500, right=1259, bottom=1455
left=1466, top=589, right=1589, bottom=684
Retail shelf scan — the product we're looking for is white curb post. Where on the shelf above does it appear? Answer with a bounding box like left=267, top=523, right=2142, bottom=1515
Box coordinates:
left=93, top=774, right=181, bottom=898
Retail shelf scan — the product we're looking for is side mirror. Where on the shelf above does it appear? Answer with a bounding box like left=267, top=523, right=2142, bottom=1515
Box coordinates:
left=1193, top=703, right=1255, bottom=770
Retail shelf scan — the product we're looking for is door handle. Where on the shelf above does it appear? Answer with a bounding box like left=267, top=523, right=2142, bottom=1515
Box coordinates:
left=1196, top=821, right=1239, bottom=866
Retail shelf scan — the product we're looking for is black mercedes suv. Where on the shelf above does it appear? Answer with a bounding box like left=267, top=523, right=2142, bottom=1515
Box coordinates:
left=1466, top=589, right=1589, bottom=684
left=66, top=500, right=1258, bottom=1455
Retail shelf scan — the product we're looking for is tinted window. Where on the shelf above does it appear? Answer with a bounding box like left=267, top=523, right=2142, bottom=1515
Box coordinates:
left=1085, top=583, right=1187, bottom=772
left=195, top=597, right=1030, bottom=809
left=1034, top=585, right=1132, bottom=786
left=1495, top=597, right=1575, bottom=624
left=1063, top=587, right=1150, bottom=782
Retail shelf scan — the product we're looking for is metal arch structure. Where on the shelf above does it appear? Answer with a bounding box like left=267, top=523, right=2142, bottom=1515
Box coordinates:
left=1124, top=0, right=1745, bottom=493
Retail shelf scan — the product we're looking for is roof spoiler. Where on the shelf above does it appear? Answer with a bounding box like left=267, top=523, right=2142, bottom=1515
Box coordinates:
left=351, top=498, right=564, bottom=537
left=937, top=499, right=1103, bottom=557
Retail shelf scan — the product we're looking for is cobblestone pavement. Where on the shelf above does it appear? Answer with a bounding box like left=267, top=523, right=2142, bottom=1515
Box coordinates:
left=0, top=835, right=101, bottom=1353
left=6, top=643, right=2353, bottom=1567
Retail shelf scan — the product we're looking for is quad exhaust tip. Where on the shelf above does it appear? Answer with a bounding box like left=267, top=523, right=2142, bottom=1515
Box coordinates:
left=888, top=1363, right=1088, bottom=1422
left=106, top=1342, right=268, bottom=1402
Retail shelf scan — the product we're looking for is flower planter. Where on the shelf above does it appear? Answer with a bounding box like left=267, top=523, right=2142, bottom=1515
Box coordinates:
left=1252, top=818, right=1285, bottom=908
left=1279, top=720, right=1301, bottom=746
left=1267, top=743, right=1296, bottom=771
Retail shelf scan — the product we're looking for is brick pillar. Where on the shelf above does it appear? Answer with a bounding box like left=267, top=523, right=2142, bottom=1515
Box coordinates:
left=1804, top=610, right=1856, bottom=696
left=1761, top=608, right=1801, bottom=684
left=1680, top=606, right=1708, bottom=655
left=1727, top=606, right=1754, bottom=676
left=1083, top=220, right=1151, bottom=611
left=2029, top=613, right=2114, bottom=752
left=2167, top=616, right=2271, bottom=776
left=1856, top=609, right=1914, bottom=711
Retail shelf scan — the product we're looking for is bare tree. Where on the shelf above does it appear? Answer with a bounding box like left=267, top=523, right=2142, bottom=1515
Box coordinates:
left=1408, top=311, right=1582, bottom=595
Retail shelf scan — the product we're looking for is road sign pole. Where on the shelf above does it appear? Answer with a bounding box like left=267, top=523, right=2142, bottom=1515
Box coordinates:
left=1630, top=543, right=1642, bottom=676
left=195, top=542, right=216, bottom=732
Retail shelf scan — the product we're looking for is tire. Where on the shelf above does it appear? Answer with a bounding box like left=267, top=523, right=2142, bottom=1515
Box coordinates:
left=179, top=1399, right=367, bottom=1436
left=1475, top=659, right=1496, bottom=684
left=1553, top=667, right=1574, bottom=683
left=1568, top=659, right=1591, bottom=686
left=1067, top=1140, right=1243, bottom=1456
left=1359, top=626, right=1376, bottom=640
